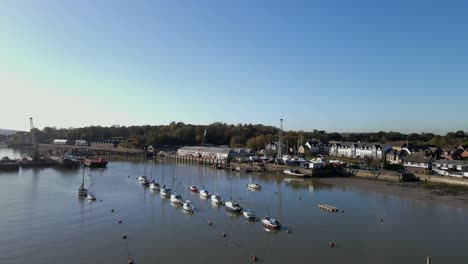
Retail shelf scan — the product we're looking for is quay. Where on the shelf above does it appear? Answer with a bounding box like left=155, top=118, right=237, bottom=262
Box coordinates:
left=317, top=204, right=339, bottom=212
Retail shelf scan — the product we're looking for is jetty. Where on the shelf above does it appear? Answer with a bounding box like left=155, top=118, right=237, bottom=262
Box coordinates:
left=317, top=204, right=339, bottom=212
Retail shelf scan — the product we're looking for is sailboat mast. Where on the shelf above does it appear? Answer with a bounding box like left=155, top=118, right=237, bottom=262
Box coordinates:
left=81, top=166, right=85, bottom=187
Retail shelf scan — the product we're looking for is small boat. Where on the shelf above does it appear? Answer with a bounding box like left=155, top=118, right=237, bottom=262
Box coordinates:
left=137, top=175, right=147, bottom=182
left=247, top=183, right=261, bottom=190
left=211, top=193, right=224, bottom=205
left=283, top=168, right=305, bottom=177
left=182, top=200, right=194, bottom=213
left=199, top=189, right=210, bottom=198
left=87, top=192, right=96, bottom=201
left=83, top=157, right=108, bottom=168
left=141, top=178, right=150, bottom=186
left=170, top=192, right=184, bottom=204
left=242, top=209, right=256, bottom=221
left=160, top=186, right=171, bottom=197
left=150, top=182, right=160, bottom=190
left=189, top=185, right=198, bottom=192
left=225, top=201, right=242, bottom=213
left=262, top=216, right=281, bottom=230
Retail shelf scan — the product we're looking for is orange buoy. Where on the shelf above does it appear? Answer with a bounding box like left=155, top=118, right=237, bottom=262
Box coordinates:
left=251, top=255, right=258, bottom=261
left=329, top=242, right=335, bottom=248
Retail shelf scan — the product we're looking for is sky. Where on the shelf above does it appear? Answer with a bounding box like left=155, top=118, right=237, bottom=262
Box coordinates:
left=1, top=0, right=467, bottom=134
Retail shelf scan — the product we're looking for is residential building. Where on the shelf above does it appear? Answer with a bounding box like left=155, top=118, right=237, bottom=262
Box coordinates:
left=386, top=148, right=411, bottom=164
left=305, top=141, right=320, bottom=155
left=330, top=142, right=357, bottom=157
left=403, top=152, right=434, bottom=174
left=432, top=160, right=468, bottom=177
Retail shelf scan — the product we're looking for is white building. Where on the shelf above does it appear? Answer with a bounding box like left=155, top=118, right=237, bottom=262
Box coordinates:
left=432, top=160, right=468, bottom=177
left=53, top=139, right=69, bottom=145
left=177, top=146, right=240, bottom=159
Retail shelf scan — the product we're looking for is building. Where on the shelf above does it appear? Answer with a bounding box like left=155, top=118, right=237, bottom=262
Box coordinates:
left=90, top=140, right=120, bottom=149
left=305, top=141, right=320, bottom=155
left=75, top=140, right=89, bottom=146
left=265, top=141, right=285, bottom=153
left=403, top=152, right=434, bottom=174
left=53, top=139, right=70, bottom=145
left=329, top=142, right=357, bottom=157
left=442, top=148, right=463, bottom=160
left=177, top=146, right=240, bottom=160
left=432, top=160, right=468, bottom=177
left=386, top=148, right=411, bottom=164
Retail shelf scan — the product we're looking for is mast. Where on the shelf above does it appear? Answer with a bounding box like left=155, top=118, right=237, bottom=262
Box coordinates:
left=81, top=166, right=85, bottom=188
left=277, top=119, right=283, bottom=160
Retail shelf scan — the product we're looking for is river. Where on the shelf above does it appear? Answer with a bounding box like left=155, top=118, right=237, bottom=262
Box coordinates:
left=0, top=148, right=467, bottom=263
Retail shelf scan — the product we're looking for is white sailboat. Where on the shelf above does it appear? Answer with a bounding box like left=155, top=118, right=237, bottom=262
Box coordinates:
left=225, top=174, right=242, bottom=213
left=182, top=200, right=194, bottom=213
left=160, top=159, right=171, bottom=197
left=199, top=166, right=210, bottom=198
left=210, top=170, right=223, bottom=204
left=262, top=192, right=281, bottom=230
left=170, top=192, right=184, bottom=204
left=149, top=151, right=160, bottom=190
left=77, top=166, right=88, bottom=197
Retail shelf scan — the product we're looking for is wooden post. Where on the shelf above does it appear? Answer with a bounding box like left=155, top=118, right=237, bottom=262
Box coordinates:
left=426, top=256, right=431, bottom=264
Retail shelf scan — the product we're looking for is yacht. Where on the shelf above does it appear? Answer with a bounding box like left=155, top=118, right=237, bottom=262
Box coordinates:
left=225, top=201, right=242, bottom=213
left=170, top=192, right=184, bottom=204
left=87, top=192, right=96, bottom=201
left=211, top=193, right=224, bottom=205
left=262, top=216, right=281, bottom=230
left=242, top=209, right=256, bottom=221
left=199, top=189, right=210, bottom=198
left=247, top=183, right=261, bottom=190
left=160, top=186, right=171, bottom=198
left=182, top=200, right=194, bottom=213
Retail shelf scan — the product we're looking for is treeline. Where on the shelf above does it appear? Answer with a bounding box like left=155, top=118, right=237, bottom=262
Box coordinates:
left=13, top=122, right=468, bottom=151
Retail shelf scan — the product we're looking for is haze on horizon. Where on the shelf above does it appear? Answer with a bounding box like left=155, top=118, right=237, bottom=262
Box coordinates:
left=1, top=0, right=467, bottom=134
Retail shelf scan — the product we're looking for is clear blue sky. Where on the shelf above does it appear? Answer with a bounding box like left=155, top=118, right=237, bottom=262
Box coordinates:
left=1, top=0, right=467, bottom=133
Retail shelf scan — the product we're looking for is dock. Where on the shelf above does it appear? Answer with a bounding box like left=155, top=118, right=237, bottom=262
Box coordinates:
left=317, top=204, right=339, bottom=212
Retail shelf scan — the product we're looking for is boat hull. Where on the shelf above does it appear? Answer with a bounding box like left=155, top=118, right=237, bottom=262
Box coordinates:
left=84, top=160, right=108, bottom=168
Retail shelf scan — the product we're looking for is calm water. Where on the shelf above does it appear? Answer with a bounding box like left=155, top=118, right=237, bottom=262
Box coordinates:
left=1, top=149, right=467, bottom=264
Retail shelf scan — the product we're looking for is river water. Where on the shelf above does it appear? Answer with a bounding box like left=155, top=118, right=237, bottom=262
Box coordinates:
left=0, top=149, right=467, bottom=264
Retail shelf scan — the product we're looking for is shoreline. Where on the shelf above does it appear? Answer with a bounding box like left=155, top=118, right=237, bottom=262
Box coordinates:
left=317, top=176, right=468, bottom=209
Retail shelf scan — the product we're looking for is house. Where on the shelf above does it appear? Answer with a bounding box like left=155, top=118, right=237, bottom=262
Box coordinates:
left=356, top=143, right=374, bottom=158
left=177, top=146, right=239, bottom=160
left=330, top=142, right=356, bottom=157
left=432, top=160, right=468, bottom=177
left=403, top=152, right=434, bottom=174
left=458, top=145, right=468, bottom=159
left=386, top=148, right=411, bottom=164
left=298, top=145, right=306, bottom=155
left=321, top=143, right=331, bottom=155
left=305, top=141, right=320, bottom=155
left=90, top=140, right=120, bottom=149
left=75, top=140, right=89, bottom=146
left=265, top=141, right=285, bottom=152
left=442, top=148, right=463, bottom=160
left=386, top=141, right=409, bottom=151
left=427, top=147, right=443, bottom=159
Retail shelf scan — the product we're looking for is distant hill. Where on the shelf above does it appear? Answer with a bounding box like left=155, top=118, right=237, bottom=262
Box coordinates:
left=0, top=129, right=17, bottom=135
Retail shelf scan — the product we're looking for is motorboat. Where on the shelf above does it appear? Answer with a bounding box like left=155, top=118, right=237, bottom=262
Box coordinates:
left=225, top=201, right=242, bottom=213
left=247, top=183, right=261, bottom=190
left=242, top=209, right=256, bottom=221
left=160, top=186, right=171, bottom=197
left=199, top=189, right=210, bottom=198
left=150, top=181, right=160, bottom=190
left=189, top=185, right=198, bottom=192
left=83, top=157, right=108, bottom=168
left=182, top=200, right=194, bottom=213
left=87, top=192, right=96, bottom=201
left=262, top=216, right=281, bottom=230
left=141, top=178, right=150, bottom=186
left=283, top=169, right=305, bottom=177
left=211, top=193, right=224, bottom=205
left=170, top=192, right=184, bottom=204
